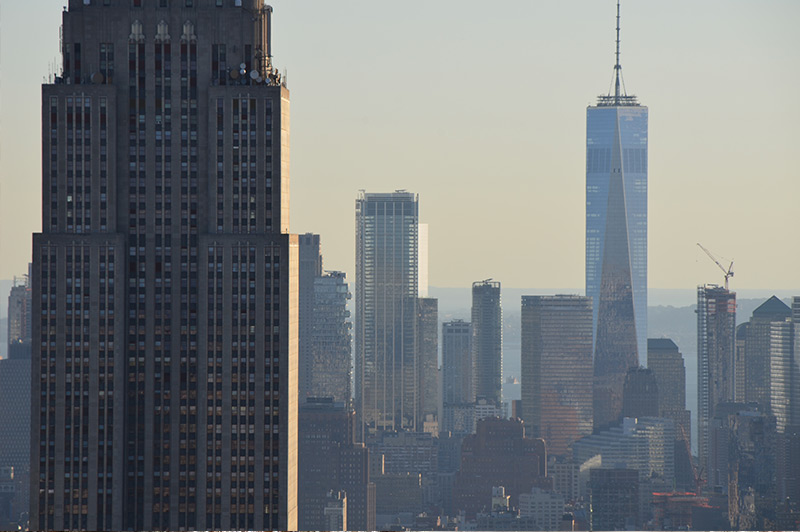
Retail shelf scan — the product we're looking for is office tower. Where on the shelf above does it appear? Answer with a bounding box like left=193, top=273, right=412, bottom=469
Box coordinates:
left=572, top=417, right=676, bottom=494
left=697, top=285, right=736, bottom=486
left=520, top=295, right=593, bottom=457
left=726, top=408, right=778, bottom=530
left=417, top=298, right=439, bottom=426
left=298, top=233, right=322, bottom=402
left=735, top=323, right=748, bottom=402
left=586, top=3, right=648, bottom=431
left=453, top=418, right=547, bottom=518
left=589, top=469, right=640, bottom=531
left=770, top=297, right=800, bottom=432
left=621, top=367, right=659, bottom=419
left=308, top=271, right=352, bottom=403
left=743, top=296, right=791, bottom=411
left=647, top=338, right=691, bottom=444
left=7, top=268, right=32, bottom=359
left=0, top=356, right=30, bottom=526
left=32, top=3, right=298, bottom=530
left=442, top=320, right=474, bottom=434
left=355, top=191, right=419, bottom=438
left=298, top=399, right=375, bottom=531
left=472, top=280, right=502, bottom=407
left=518, top=487, right=566, bottom=531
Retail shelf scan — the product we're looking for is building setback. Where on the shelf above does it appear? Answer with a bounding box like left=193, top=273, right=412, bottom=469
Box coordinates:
left=520, top=295, right=593, bottom=457
left=355, top=191, right=419, bottom=438
left=472, top=280, right=502, bottom=408
left=32, top=2, right=298, bottom=530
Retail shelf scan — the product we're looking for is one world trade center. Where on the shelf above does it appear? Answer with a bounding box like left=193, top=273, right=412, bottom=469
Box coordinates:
left=586, top=1, right=647, bottom=430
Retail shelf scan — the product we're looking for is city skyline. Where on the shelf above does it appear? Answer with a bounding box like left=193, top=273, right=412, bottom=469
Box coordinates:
left=1, top=1, right=799, bottom=290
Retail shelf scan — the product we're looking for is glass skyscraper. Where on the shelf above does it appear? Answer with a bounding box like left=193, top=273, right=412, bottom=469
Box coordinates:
left=586, top=3, right=648, bottom=429
left=355, top=191, right=419, bottom=440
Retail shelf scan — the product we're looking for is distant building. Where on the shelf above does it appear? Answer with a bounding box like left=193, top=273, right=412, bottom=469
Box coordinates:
left=518, top=487, right=566, bottom=531
left=7, top=269, right=31, bottom=360
left=417, top=298, right=439, bottom=426
left=697, top=285, right=736, bottom=485
left=586, top=4, right=648, bottom=430
left=572, top=417, right=676, bottom=495
left=726, top=407, right=778, bottom=530
left=735, top=323, right=748, bottom=402
left=453, top=418, right=547, bottom=517
left=298, top=399, right=375, bottom=531
left=472, top=280, right=503, bottom=408
left=356, top=191, right=419, bottom=438
left=647, top=338, right=692, bottom=445
left=548, top=458, right=580, bottom=504
left=743, top=296, right=791, bottom=411
left=442, top=320, right=474, bottom=435
left=310, top=271, right=352, bottom=403
left=298, top=233, right=323, bottom=403
left=589, top=468, right=640, bottom=531
left=520, top=295, right=593, bottom=457
left=621, top=366, right=659, bottom=419
left=769, top=296, right=800, bottom=432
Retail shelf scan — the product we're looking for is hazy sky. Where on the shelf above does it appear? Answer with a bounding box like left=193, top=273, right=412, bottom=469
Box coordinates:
left=1, top=0, right=798, bottom=290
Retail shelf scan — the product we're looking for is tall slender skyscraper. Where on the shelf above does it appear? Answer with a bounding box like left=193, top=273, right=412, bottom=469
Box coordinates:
left=472, top=280, right=503, bottom=409
left=32, top=3, right=297, bottom=530
left=696, top=285, right=736, bottom=485
left=417, top=297, right=439, bottom=426
left=520, top=295, right=593, bottom=457
left=355, top=191, right=419, bottom=439
left=442, top=320, right=474, bottom=435
left=586, top=1, right=648, bottom=429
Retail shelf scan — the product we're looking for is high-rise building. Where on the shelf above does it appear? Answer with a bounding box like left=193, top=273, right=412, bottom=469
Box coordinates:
left=355, top=191, right=419, bottom=438
left=586, top=3, right=648, bottom=431
left=742, top=296, right=791, bottom=411
left=298, top=399, right=375, bottom=531
left=697, top=285, right=736, bottom=486
left=589, top=468, right=640, bottom=531
left=453, top=418, right=547, bottom=518
left=417, top=298, right=439, bottom=426
left=621, top=366, right=659, bottom=419
left=472, top=280, right=502, bottom=408
left=647, top=338, right=691, bottom=443
left=770, top=297, right=800, bottom=432
left=309, top=271, right=352, bottom=403
left=442, top=319, right=474, bottom=435
left=520, top=295, right=593, bottom=457
left=298, top=233, right=323, bottom=402
left=7, top=268, right=32, bottom=360
left=32, top=3, right=298, bottom=530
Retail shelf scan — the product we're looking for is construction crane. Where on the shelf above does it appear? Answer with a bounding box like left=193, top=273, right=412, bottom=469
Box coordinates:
left=697, top=243, right=734, bottom=290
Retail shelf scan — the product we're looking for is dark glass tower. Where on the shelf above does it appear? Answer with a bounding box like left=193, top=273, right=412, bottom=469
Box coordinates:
left=472, top=280, right=503, bottom=408
left=32, top=2, right=298, bottom=530
left=586, top=2, right=648, bottom=430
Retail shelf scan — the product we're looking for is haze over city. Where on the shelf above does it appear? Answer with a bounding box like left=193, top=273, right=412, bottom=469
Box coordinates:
left=1, top=0, right=798, bottom=289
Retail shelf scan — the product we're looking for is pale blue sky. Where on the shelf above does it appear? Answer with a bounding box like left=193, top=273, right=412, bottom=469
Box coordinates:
left=1, top=0, right=798, bottom=289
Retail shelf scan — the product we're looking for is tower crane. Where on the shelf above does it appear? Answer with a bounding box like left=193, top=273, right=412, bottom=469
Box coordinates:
left=697, top=243, right=734, bottom=290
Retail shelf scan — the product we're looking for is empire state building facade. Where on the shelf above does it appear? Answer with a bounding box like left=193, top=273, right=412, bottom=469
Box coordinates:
left=586, top=2, right=647, bottom=430
left=31, top=1, right=298, bottom=530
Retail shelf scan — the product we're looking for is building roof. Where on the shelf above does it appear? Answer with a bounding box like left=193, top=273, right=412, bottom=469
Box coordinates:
left=752, top=296, right=791, bottom=318
left=647, top=338, right=678, bottom=351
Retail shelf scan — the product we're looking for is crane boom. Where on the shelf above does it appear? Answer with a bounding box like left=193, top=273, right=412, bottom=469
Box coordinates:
left=697, top=243, right=734, bottom=290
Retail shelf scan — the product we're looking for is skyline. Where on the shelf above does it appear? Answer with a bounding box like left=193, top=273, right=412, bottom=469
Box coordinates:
left=1, top=0, right=799, bottom=289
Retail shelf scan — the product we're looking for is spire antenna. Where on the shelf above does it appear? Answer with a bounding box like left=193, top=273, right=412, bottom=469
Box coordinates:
left=614, top=0, right=621, bottom=104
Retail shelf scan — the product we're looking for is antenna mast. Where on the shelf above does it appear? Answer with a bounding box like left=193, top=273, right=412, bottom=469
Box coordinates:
left=614, top=0, right=621, bottom=104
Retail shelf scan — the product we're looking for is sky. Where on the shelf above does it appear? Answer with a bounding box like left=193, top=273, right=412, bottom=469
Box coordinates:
left=1, top=0, right=798, bottom=291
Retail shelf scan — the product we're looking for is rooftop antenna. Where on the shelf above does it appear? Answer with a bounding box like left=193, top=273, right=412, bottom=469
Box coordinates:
left=614, top=0, right=621, bottom=105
